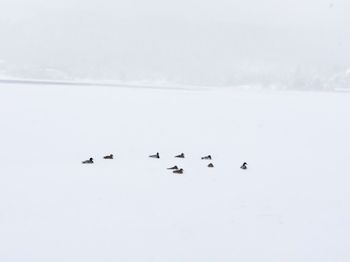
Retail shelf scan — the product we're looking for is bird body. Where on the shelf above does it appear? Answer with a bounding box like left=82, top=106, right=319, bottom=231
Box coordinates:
left=167, top=165, right=178, bottom=170
left=240, top=162, right=247, bottom=170
left=82, top=158, right=94, bottom=164
left=149, top=152, right=160, bottom=158
left=201, top=155, right=212, bottom=160
left=173, top=168, right=184, bottom=174
left=103, top=154, right=113, bottom=159
left=175, top=153, right=185, bottom=158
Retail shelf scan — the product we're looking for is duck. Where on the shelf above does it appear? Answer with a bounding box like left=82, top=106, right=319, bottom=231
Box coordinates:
left=175, top=153, right=185, bottom=158
left=82, top=157, right=94, bottom=164
left=201, top=155, right=212, bottom=160
left=173, top=168, right=184, bottom=174
left=208, top=163, right=214, bottom=168
left=167, top=165, right=178, bottom=170
left=149, top=152, right=160, bottom=159
left=103, top=154, right=113, bottom=159
left=240, top=162, right=247, bottom=170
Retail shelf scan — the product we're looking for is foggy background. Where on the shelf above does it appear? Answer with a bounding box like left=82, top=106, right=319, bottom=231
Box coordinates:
left=1, top=0, right=350, bottom=89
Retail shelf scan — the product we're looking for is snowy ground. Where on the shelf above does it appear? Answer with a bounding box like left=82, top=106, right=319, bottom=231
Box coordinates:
left=0, top=83, right=349, bottom=262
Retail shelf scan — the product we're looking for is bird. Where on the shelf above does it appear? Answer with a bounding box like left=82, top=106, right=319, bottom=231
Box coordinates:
left=167, top=165, right=178, bottom=170
left=175, top=153, right=185, bottom=158
left=208, top=163, right=214, bottom=168
left=240, top=162, right=247, bottom=170
left=149, top=152, right=160, bottom=158
left=201, top=155, right=212, bottom=160
left=173, top=168, right=184, bottom=174
left=103, top=154, right=113, bottom=159
left=82, top=157, right=94, bottom=164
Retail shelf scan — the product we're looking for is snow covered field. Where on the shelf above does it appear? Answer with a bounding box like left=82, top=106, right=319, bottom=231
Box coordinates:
left=0, top=83, right=349, bottom=261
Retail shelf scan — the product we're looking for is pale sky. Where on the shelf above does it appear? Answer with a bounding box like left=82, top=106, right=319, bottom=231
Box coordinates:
left=1, top=0, right=349, bottom=28
left=0, top=0, right=349, bottom=84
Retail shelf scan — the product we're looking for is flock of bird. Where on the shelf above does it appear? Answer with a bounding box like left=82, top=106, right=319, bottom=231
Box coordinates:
left=82, top=153, right=248, bottom=172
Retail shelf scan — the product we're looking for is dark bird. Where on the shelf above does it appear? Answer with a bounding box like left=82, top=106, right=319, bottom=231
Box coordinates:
left=240, top=162, right=247, bottom=170
left=173, top=168, right=184, bottom=174
left=201, top=155, right=212, bottom=160
left=149, top=152, right=160, bottom=159
left=82, top=157, right=94, bottom=164
left=208, top=163, right=214, bottom=168
left=175, top=153, right=185, bottom=158
left=103, top=154, right=113, bottom=159
left=167, top=165, right=178, bottom=170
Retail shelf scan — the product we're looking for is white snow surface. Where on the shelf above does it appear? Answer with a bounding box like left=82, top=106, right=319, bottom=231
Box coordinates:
left=0, top=84, right=349, bottom=261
